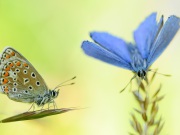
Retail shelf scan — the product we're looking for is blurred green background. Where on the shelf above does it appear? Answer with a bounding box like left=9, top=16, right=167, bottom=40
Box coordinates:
left=0, top=0, right=180, bottom=134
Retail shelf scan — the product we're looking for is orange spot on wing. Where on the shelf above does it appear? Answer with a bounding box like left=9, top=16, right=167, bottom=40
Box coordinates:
left=11, top=51, right=15, bottom=56
left=9, top=63, right=14, bottom=67
left=5, top=66, right=10, bottom=71
left=23, top=63, right=28, bottom=67
left=16, top=61, right=21, bottom=66
left=4, top=71, right=9, bottom=77
left=4, top=87, right=8, bottom=94
left=3, top=78, right=8, bottom=84
left=6, top=55, right=10, bottom=59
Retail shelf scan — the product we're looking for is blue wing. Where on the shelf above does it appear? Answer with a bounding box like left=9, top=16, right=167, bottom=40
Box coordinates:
left=134, top=12, right=163, bottom=59
left=90, top=32, right=132, bottom=63
left=81, top=41, right=133, bottom=70
left=147, top=15, right=180, bottom=66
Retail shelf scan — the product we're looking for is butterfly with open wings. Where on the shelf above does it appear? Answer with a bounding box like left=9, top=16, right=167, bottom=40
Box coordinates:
left=81, top=13, right=180, bottom=91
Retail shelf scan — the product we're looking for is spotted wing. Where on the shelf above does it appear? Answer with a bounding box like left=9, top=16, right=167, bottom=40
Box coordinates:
left=0, top=47, right=48, bottom=103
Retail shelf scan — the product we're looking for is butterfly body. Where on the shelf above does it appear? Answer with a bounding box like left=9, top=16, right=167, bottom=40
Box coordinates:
left=128, top=46, right=147, bottom=79
left=0, top=47, right=59, bottom=106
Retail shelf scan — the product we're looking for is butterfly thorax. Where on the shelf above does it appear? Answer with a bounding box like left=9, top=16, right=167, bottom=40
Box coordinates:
left=130, top=48, right=147, bottom=79
left=34, top=90, right=59, bottom=106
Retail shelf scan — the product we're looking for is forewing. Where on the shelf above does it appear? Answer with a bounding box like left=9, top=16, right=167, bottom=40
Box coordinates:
left=0, top=47, right=48, bottom=102
left=134, top=12, right=163, bottom=59
left=81, top=41, right=133, bottom=70
left=147, top=15, right=180, bottom=66
left=90, top=32, right=132, bottom=63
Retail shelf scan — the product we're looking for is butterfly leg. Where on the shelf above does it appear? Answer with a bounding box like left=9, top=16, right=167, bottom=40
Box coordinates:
left=40, top=105, right=46, bottom=111
left=48, top=102, right=50, bottom=110
left=120, top=74, right=137, bottom=93
left=47, top=100, right=58, bottom=110
left=52, top=100, right=58, bottom=109
left=27, top=102, right=35, bottom=112
left=47, top=102, right=54, bottom=110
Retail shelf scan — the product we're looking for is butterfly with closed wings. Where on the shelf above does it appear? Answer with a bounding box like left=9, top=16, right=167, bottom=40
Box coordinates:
left=0, top=47, right=75, bottom=109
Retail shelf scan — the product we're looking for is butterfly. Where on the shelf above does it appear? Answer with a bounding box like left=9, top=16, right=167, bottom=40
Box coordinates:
left=0, top=47, right=75, bottom=108
left=81, top=13, right=180, bottom=90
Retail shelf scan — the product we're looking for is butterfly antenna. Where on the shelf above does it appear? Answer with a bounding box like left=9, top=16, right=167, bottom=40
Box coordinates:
left=54, top=76, right=76, bottom=90
left=148, top=69, right=171, bottom=77
left=120, top=74, right=136, bottom=93
left=55, top=83, right=75, bottom=89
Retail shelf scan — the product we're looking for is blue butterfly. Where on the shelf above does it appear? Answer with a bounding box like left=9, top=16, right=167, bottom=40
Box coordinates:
left=81, top=13, right=180, bottom=90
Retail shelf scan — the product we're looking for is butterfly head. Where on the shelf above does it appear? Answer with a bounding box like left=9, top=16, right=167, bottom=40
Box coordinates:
left=34, top=76, right=76, bottom=106
left=35, top=89, right=59, bottom=106
left=137, top=70, right=146, bottom=80
left=50, top=89, right=59, bottom=99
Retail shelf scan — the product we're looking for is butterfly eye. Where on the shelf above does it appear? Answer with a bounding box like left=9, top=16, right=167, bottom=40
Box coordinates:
left=31, top=72, right=36, bottom=78
left=142, top=70, right=146, bottom=77
left=137, top=71, right=141, bottom=77
left=12, top=87, right=17, bottom=92
left=51, top=91, right=56, bottom=97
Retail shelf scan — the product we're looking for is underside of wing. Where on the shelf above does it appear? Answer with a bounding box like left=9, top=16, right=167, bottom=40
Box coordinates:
left=134, top=12, right=164, bottom=59
left=7, top=91, right=35, bottom=103
left=0, top=47, right=49, bottom=103
left=147, top=15, right=180, bottom=66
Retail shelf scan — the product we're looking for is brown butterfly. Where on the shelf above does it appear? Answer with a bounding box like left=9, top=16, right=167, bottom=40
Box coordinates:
left=0, top=47, right=75, bottom=109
